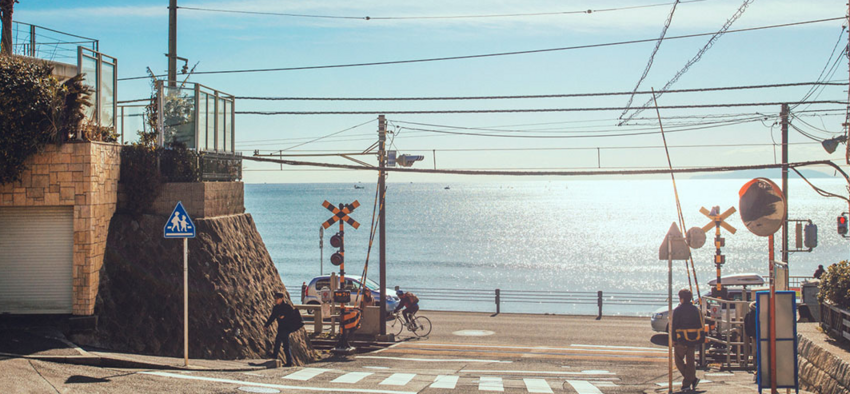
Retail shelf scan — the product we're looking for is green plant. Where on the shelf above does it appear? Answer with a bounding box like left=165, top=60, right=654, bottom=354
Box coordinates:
left=120, top=144, right=162, bottom=216
left=161, top=140, right=199, bottom=182
left=0, top=56, right=56, bottom=184
left=818, top=260, right=850, bottom=309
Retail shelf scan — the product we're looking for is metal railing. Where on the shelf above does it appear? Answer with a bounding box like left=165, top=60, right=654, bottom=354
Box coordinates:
left=789, top=275, right=810, bottom=289
left=404, top=287, right=668, bottom=318
left=701, top=296, right=753, bottom=369
left=820, top=302, right=850, bottom=343
left=9, top=21, right=98, bottom=63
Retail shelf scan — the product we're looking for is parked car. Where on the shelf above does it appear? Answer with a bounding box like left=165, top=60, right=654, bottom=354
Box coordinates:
left=301, top=275, right=399, bottom=315
left=650, top=273, right=765, bottom=332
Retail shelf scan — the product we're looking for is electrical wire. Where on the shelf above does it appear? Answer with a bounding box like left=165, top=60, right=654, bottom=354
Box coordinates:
left=792, top=27, right=846, bottom=110
left=621, top=0, right=680, bottom=118
left=236, top=100, right=845, bottom=115
left=619, top=0, right=755, bottom=125
left=117, top=17, right=844, bottom=81
left=177, top=1, right=707, bottom=21
left=792, top=168, right=850, bottom=202
left=274, top=118, right=375, bottom=151
left=234, top=82, right=845, bottom=101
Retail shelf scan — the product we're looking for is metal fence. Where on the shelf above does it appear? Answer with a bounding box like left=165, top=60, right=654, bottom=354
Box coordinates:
left=9, top=21, right=98, bottom=63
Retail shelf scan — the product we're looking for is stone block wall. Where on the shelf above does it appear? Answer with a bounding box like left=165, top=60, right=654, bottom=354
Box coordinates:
left=131, top=181, right=245, bottom=219
left=799, top=333, right=850, bottom=393
left=0, top=142, right=122, bottom=315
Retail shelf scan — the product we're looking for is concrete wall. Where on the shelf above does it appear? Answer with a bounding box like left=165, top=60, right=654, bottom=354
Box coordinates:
left=0, top=142, right=122, bottom=316
left=126, top=181, right=245, bottom=219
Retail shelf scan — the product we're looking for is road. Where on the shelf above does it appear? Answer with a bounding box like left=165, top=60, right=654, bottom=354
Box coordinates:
left=0, top=312, right=755, bottom=393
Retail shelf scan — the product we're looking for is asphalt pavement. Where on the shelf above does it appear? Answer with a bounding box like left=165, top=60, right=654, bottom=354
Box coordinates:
left=0, top=311, right=814, bottom=393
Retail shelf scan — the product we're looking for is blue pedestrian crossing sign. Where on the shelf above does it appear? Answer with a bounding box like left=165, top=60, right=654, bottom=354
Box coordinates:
left=164, top=201, right=195, bottom=238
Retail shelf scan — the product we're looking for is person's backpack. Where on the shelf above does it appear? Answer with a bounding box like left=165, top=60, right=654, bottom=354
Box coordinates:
left=407, top=292, right=419, bottom=304
left=284, top=304, right=305, bottom=333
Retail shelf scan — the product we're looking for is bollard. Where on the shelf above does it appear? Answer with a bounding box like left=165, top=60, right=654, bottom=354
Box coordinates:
left=314, top=305, right=323, bottom=334
left=596, top=291, right=603, bottom=320
left=495, top=289, right=500, bottom=315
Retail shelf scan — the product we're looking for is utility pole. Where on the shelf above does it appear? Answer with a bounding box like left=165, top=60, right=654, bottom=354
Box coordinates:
left=378, top=115, right=388, bottom=336
left=167, top=0, right=177, bottom=87
left=780, top=104, right=789, bottom=281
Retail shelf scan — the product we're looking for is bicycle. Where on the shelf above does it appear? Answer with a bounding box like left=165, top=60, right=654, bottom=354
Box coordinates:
left=389, top=311, right=431, bottom=337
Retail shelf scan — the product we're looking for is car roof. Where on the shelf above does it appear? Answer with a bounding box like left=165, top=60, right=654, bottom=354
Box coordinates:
left=706, top=273, right=764, bottom=287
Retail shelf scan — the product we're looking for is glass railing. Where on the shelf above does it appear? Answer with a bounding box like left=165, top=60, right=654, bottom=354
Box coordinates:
left=156, top=81, right=236, bottom=154
left=78, top=47, right=117, bottom=129
left=9, top=21, right=98, bottom=63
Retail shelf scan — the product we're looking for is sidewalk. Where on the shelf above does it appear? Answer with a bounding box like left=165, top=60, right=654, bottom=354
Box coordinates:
left=0, top=327, right=274, bottom=372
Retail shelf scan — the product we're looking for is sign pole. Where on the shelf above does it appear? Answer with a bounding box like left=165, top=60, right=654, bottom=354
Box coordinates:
left=769, top=234, right=778, bottom=394
left=184, top=237, right=189, bottom=367
left=667, top=235, right=673, bottom=394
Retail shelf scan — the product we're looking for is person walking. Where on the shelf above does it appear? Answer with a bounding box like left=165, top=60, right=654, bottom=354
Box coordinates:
left=672, top=288, right=703, bottom=392
left=264, top=292, right=303, bottom=367
left=813, top=265, right=825, bottom=279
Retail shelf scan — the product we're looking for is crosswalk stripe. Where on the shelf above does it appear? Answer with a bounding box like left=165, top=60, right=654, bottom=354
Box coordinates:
left=380, top=373, right=416, bottom=386
left=566, top=380, right=603, bottom=394
left=430, top=375, right=459, bottom=389
left=141, top=371, right=416, bottom=394
left=283, top=368, right=331, bottom=381
left=479, top=376, right=504, bottom=391
left=523, top=378, right=553, bottom=393
left=332, top=372, right=373, bottom=384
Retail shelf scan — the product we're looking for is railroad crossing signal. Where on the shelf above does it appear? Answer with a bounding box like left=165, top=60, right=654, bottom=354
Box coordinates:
left=322, top=200, right=361, bottom=230
left=700, top=206, right=737, bottom=297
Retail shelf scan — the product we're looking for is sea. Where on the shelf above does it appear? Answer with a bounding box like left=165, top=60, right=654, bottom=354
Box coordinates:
left=244, top=178, right=850, bottom=316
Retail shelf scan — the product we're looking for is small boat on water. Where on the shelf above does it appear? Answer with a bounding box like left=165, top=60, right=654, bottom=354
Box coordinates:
left=444, top=186, right=450, bottom=190
left=354, top=185, right=365, bottom=189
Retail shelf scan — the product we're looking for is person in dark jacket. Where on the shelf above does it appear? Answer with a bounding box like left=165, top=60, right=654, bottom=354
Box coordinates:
left=813, top=265, right=825, bottom=279
left=264, top=292, right=299, bottom=366
left=672, top=288, right=703, bottom=392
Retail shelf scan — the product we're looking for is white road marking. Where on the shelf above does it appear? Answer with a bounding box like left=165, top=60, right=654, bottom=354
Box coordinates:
left=566, top=380, right=603, bottom=394
left=140, top=371, right=415, bottom=394
left=462, top=370, right=615, bottom=376
left=705, top=372, right=734, bottom=376
left=332, top=372, right=373, bottom=384
left=430, top=375, right=459, bottom=389
left=570, top=344, right=663, bottom=351
left=479, top=376, right=503, bottom=391
left=655, top=379, right=712, bottom=387
left=379, top=373, right=416, bottom=386
left=523, top=378, right=554, bottom=393
left=410, top=342, right=666, bottom=354
left=364, top=366, right=391, bottom=370
left=359, top=356, right=510, bottom=363
left=242, top=372, right=264, bottom=377
left=283, top=368, right=331, bottom=381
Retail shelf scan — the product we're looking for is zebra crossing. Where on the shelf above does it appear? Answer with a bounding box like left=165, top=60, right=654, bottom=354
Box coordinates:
left=279, top=367, right=618, bottom=393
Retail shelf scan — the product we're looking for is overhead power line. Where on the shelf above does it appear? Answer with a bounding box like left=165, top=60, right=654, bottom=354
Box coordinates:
left=117, top=17, right=844, bottom=81
left=619, top=0, right=755, bottom=125
left=235, top=81, right=845, bottom=101
left=177, top=1, right=705, bottom=21
left=621, top=0, right=680, bottom=117
left=235, top=100, right=845, bottom=116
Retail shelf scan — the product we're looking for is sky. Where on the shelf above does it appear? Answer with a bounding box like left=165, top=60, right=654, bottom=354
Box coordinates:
left=11, top=0, right=850, bottom=183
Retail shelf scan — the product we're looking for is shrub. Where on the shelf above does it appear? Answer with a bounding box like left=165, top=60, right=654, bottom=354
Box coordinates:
left=0, top=56, right=56, bottom=184
left=818, top=260, right=850, bottom=309
left=120, top=144, right=162, bottom=216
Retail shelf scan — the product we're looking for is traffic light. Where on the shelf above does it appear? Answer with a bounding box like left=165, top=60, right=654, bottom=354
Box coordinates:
left=838, top=216, right=848, bottom=236
left=330, top=232, right=344, bottom=266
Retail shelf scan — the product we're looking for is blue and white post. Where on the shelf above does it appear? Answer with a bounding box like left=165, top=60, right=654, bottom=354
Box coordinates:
left=164, top=201, right=196, bottom=367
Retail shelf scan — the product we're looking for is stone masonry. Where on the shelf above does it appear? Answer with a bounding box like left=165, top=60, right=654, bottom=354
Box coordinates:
left=0, top=142, right=122, bottom=316
left=120, top=181, right=245, bottom=219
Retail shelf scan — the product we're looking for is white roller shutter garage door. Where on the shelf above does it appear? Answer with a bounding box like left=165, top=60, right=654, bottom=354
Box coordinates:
left=0, top=206, right=74, bottom=314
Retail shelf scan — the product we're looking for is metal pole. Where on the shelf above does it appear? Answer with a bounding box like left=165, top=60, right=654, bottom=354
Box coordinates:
left=29, top=24, right=35, bottom=57
left=183, top=237, right=188, bottom=367
left=319, top=227, right=323, bottom=276
left=768, top=234, right=777, bottom=394
left=667, top=235, right=673, bottom=394
left=495, top=289, right=500, bottom=315
left=780, top=104, right=789, bottom=285
left=168, top=0, right=177, bottom=87
left=596, top=290, right=602, bottom=320
left=378, top=115, right=387, bottom=336
left=338, top=207, right=346, bottom=348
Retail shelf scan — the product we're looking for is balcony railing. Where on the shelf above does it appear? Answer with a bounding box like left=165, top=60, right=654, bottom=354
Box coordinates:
left=156, top=81, right=236, bottom=155
left=78, top=47, right=117, bottom=129
left=10, top=21, right=98, bottom=63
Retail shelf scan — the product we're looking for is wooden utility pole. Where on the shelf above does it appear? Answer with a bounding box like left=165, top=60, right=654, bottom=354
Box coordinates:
left=0, top=0, right=18, bottom=56
left=378, top=115, right=387, bottom=336
left=780, top=104, right=789, bottom=276
left=167, top=0, right=177, bottom=86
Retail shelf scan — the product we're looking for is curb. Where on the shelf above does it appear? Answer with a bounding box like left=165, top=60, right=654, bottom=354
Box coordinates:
left=0, top=351, right=274, bottom=372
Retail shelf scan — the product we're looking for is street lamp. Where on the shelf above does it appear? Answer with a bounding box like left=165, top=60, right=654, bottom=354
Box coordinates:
left=822, top=135, right=848, bottom=154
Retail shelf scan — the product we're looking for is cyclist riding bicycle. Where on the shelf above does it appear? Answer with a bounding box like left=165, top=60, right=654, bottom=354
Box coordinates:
left=393, top=289, right=419, bottom=327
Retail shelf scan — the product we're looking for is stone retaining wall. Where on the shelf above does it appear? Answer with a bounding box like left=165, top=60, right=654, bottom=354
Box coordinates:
left=798, top=334, right=850, bottom=394
left=120, top=181, right=244, bottom=219
left=0, top=142, right=122, bottom=315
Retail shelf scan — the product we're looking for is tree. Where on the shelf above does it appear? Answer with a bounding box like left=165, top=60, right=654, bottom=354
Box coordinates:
left=0, top=0, right=18, bottom=56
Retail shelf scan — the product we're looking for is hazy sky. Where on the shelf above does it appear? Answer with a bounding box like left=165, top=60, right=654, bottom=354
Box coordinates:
left=13, top=0, right=850, bottom=183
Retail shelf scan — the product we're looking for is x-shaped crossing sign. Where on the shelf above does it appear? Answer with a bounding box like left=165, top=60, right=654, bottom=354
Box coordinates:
left=700, top=206, right=737, bottom=234
left=321, top=200, right=361, bottom=229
